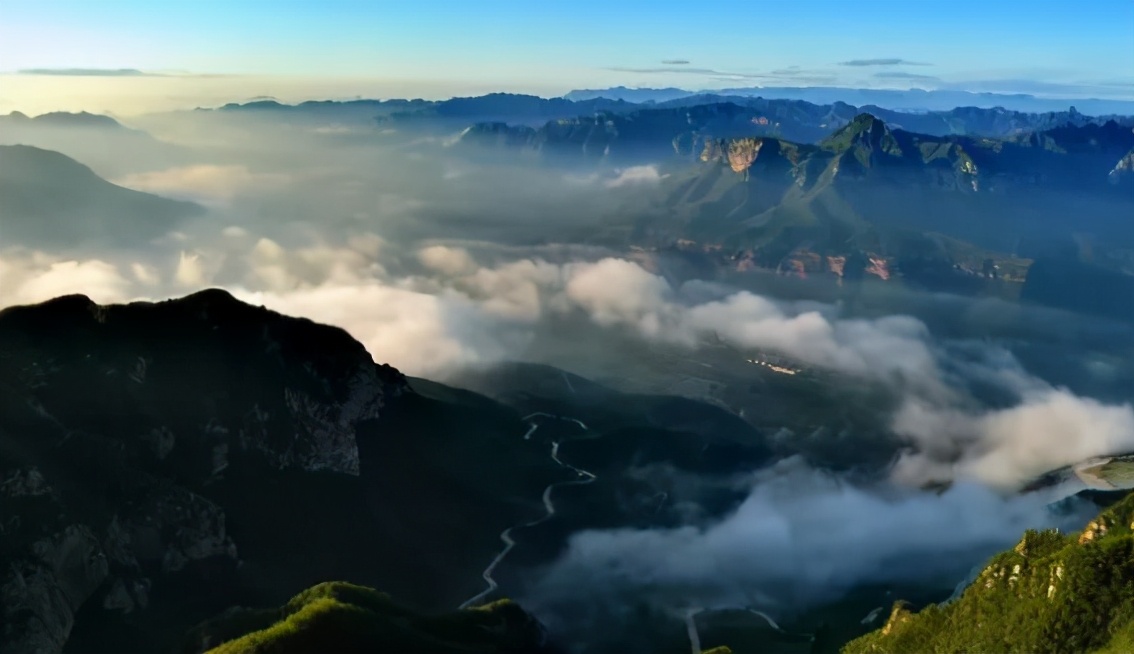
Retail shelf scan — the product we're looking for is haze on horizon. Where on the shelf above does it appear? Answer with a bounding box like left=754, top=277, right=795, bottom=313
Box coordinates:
left=2, top=0, right=1133, bottom=115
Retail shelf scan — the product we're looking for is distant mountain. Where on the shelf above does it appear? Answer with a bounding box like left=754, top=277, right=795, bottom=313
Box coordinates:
left=0, top=111, right=188, bottom=176
left=864, top=104, right=1134, bottom=139
left=458, top=102, right=812, bottom=161
left=191, top=94, right=1133, bottom=150
left=2, top=110, right=124, bottom=129
left=207, top=98, right=430, bottom=124
left=843, top=490, right=1134, bottom=654
left=203, top=94, right=634, bottom=129
left=566, top=86, right=1134, bottom=115
left=563, top=86, right=694, bottom=103
left=376, top=92, right=636, bottom=131
left=614, top=116, right=1134, bottom=307
left=0, top=144, right=203, bottom=247
left=457, top=100, right=1134, bottom=164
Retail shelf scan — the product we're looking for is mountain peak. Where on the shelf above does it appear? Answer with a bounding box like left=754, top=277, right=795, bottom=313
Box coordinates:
left=820, top=113, right=904, bottom=165
left=822, top=113, right=890, bottom=147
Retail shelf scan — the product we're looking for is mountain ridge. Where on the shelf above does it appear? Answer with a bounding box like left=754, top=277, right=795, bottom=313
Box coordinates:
left=564, top=85, right=1134, bottom=115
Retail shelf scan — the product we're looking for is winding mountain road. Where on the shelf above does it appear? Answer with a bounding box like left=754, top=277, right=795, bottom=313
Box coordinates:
left=459, top=414, right=595, bottom=609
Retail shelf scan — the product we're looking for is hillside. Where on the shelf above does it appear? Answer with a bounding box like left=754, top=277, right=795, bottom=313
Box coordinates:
left=182, top=582, right=554, bottom=654
left=0, top=144, right=203, bottom=246
left=842, top=491, right=1134, bottom=654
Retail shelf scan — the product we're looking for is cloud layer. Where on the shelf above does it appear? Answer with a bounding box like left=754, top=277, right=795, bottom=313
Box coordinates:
left=17, top=68, right=155, bottom=77
left=6, top=244, right=1130, bottom=491
left=525, top=457, right=1094, bottom=634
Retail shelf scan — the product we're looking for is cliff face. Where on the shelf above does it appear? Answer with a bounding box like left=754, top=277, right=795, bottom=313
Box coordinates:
left=0, top=290, right=412, bottom=653
left=699, top=137, right=764, bottom=176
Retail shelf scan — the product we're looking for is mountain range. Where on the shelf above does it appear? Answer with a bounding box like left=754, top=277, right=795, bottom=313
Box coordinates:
left=455, top=102, right=1134, bottom=164
left=454, top=112, right=1134, bottom=319
left=563, top=86, right=1134, bottom=115
left=179, top=93, right=1134, bottom=145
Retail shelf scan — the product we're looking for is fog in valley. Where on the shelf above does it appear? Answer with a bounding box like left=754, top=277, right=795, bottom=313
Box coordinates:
left=3, top=102, right=1133, bottom=651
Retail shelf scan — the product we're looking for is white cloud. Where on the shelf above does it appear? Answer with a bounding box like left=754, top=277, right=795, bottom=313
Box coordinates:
left=231, top=283, right=522, bottom=377
left=564, top=258, right=674, bottom=336
left=0, top=258, right=134, bottom=306
left=527, top=458, right=1091, bottom=621
left=131, top=262, right=161, bottom=286
left=605, top=165, right=666, bottom=188
left=555, top=258, right=1134, bottom=489
left=893, top=390, right=1134, bottom=489
left=561, top=258, right=944, bottom=393
left=174, top=251, right=208, bottom=287
left=419, top=245, right=478, bottom=277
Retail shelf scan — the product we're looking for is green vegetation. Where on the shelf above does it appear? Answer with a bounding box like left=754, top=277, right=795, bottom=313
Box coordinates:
left=200, top=582, right=550, bottom=654
left=842, top=492, right=1134, bottom=653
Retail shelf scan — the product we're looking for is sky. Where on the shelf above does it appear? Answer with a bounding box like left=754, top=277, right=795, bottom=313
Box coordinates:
left=1, top=0, right=1132, bottom=113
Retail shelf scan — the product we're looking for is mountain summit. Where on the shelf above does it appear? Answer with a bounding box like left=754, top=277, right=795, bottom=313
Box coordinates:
left=820, top=113, right=904, bottom=165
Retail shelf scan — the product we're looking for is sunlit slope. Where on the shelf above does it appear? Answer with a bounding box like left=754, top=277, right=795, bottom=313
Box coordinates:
left=189, top=582, right=551, bottom=654
left=843, top=491, right=1134, bottom=654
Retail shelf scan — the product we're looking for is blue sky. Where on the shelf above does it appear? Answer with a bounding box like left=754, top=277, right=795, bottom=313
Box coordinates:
left=1, top=0, right=1132, bottom=98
